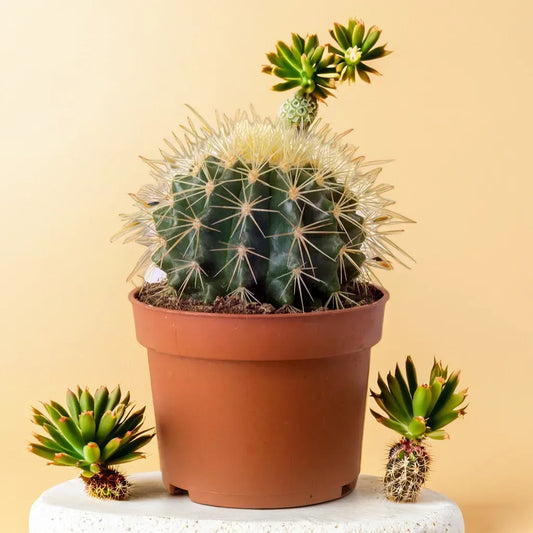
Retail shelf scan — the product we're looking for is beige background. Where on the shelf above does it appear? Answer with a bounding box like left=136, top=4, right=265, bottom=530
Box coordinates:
left=1, top=1, right=532, bottom=531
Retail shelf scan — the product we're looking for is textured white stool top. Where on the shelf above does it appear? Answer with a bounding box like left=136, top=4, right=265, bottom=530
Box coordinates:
left=30, top=472, right=464, bottom=533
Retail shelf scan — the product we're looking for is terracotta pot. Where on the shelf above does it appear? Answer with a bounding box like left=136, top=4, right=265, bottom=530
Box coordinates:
left=129, top=287, right=389, bottom=509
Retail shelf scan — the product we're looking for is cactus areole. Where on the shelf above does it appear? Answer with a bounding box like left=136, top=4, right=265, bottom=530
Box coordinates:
left=118, top=18, right=409, bottom=508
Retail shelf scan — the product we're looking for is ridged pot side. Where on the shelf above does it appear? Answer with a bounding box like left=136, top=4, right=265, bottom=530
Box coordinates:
left=130, top=288, right=389, bottom=509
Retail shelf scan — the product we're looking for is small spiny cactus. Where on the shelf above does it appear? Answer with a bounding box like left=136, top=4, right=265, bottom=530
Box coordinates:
left=279, top=94, right=318, bottom=126
left=385, top=439, right=431, bottom=503
left=82, top=467, right=130, bottom=500
left=370, top=357, right=468, bottom=502
left=29, top=386, right=154, bottom=500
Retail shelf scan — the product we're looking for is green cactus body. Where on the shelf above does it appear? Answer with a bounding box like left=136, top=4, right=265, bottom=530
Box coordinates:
left=152, top=160, right=354, bottom=308
left=116, top=110, right=409, bottom=311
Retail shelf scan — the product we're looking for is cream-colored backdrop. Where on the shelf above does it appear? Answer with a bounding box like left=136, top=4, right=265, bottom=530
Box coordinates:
left=1, top=1, right=531, bottom=531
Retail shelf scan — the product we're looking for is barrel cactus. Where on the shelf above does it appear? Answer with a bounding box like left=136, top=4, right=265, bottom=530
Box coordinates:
left=115, top=19, right=409, bottom=311
left=29, top=386, right=154, bottom=500
left=370, top=357, right=468, bottom=502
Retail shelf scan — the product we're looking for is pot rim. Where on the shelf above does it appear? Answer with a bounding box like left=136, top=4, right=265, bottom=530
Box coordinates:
left=128, top=285, right=389, bottom=320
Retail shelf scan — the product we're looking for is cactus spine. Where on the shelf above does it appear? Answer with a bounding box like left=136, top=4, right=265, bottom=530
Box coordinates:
left=371, top=357, right=467, bottom=502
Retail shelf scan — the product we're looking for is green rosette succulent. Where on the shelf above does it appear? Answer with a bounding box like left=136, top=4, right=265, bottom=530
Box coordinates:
left=29, top=386, right=154, bottom=500
left=329, top=19, right=391, bottom=83
left=262, top=33, right=337, bottom=101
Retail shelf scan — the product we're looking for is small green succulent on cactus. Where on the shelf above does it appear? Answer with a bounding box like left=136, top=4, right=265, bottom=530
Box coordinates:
left=370, top=357, right=468, bottom=502
left=263, top=19, right=390, bottom=125
left=29, top=386, right=154, bottom=500
left=329, top=20, right=391, bottom=83
left=262, top=34, right=338, bottom=100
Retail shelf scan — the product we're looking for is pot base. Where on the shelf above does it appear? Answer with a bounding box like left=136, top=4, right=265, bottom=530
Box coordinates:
left=165, top=480, right=357, bottom=509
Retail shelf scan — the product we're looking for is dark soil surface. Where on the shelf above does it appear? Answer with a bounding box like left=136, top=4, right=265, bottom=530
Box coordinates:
left=137, top=281, right=382, bottom=314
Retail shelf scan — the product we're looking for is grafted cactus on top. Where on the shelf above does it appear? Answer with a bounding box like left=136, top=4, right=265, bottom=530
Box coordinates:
left=262, top=19, right=391, bottom=125
left=115, top=109, right=411, bottom=311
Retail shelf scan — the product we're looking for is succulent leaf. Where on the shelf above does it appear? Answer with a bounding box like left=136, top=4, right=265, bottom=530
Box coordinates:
left=96, top=411, right=117, bottom=442
left=405, top=356, right=418, bottom=397
left=83, top=443, right=101, bottom=463
left=386, top=373, right=411, bottom=422
left=120, top=391, right=131, bottom=407
left=32, top=408, right=51, bottom=427
left=394, top=364, right=413, bottom=412
left=428, top=377, right=444, bottom=414
left=33, top=433, right=64, bottom=452
left=430, top=358, right=448, bottom=383
left=50, top=401, right=69, bottom=417
left=57, top=416, right=84, bottom=453
left=93, top=387, right=109, bottom=421
left=102, top=437, right=122, bottom=461
left=377, top=374, right=408, bottom=422
left=110, top=407, right=145, bottom=438
left=370, top=409, right=407, bottom=434
left=108, top=452, right=146, bottom=465
left=106, top=386, right=122, bottom=411
left=66, top=390, right=81, bottom=420
left=118, top=434, right=154, bottom=457
left=430, top=410, right=461, bottom=431
left=361, top=26, right=381, bottom=55
left=425, top=429, right=449, bottom=440
left=29, top=443, right=56, bottom=461
left=79, top=411, right=96, bottom=442
left=43, top=423, right=77, bottom=454
left=80, top=389, right=94, bottom=412
left=54, top=452, right=80, bottom=466
left=430, top=371, right=460, bottom=418
left=407, top=416, right=426, bottom=439
left=412, top=385, right=432, bottom=418
left=44, top=403, right=63, bottom=426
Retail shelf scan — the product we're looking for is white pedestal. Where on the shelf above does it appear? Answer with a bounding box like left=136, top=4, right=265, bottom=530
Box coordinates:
left=30, top=472, right=464, bottom=532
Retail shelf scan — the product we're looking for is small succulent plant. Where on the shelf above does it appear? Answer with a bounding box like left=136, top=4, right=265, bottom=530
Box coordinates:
left=370, top=357, right=468, bottom=502
left=263, top=18, right=390, bottom=125
left=29, top=386, right=154, bottom=500
left=329, top=20, right=391, bottom=84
